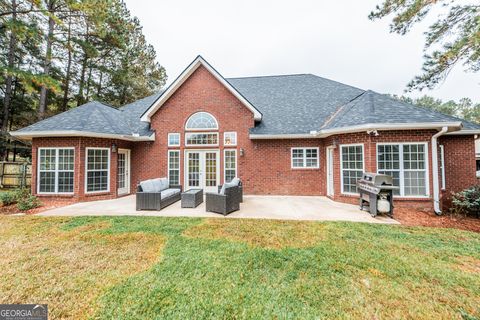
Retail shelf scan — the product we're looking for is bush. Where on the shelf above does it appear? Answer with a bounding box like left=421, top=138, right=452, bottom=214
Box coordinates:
left=13, top=188, right=31, bottom=202
left=0, top=191, right=17, bottom=206
left=451, top=185, right=480, bottom=217
left=17, top=195, right=40, bottom=212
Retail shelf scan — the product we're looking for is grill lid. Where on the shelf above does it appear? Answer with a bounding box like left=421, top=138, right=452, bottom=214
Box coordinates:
left=360, top=172, right=394, bottom=186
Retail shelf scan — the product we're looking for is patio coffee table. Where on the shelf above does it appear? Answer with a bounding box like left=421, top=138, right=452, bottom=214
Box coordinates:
left=181, top=189, right=203, bottom=208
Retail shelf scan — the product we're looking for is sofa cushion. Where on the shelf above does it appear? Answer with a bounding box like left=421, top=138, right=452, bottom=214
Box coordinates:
left=159, top=177, right=169, bottom=191
left=161, top=188, right=180, bottom=199
left=140, top=179, right=156, bottom=192
left=231, top=177, right=240, bottom=186
left=220, top=181, right=236, bottom=195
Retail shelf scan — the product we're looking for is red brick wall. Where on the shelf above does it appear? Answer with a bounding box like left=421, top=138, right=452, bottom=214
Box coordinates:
left=31, top=137, right=132, bottom=205
left=29, top=65, right=478, bottom=213
left=438, top=135, right=478, bottom=208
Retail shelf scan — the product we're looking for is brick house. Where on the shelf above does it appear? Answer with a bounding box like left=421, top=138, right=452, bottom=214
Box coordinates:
left=11, top=56, right=480, bottom=213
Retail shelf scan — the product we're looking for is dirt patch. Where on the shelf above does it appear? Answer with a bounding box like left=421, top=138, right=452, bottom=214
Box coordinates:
left=456, top=256, right=480, bottom=274
left=0, top=217, right=165, bottom=319
left=0, top=202, right=67, bottom=215
left=394, top=208, right=480, bottom=233
left=184, top=218, right=327, bottom=249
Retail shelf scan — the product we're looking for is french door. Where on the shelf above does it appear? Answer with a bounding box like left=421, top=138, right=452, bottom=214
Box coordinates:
left=185, top=150, right=220, bottom=193
left=117, top=149, right=131, bottom=195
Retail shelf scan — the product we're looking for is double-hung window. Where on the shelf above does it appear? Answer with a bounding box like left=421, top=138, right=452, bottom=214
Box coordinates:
left=38, top=148, right=74, bottom=193
left=291, top=148, right=319, bottom=169
left=168, top=150, right=180, bottom=185
left=224, top=149, right=237, bottom=183
left=377, top=143, right=428, bottom=197
left=340, top=144, right=364, bottom=194
left=85, top=148, right=110, bottom=193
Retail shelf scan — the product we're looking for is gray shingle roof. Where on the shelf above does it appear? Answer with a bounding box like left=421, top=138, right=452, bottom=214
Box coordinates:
left=227, top=74, right=365, bottom=135
left=14, top=73, right=480, bottom=138
left=323, top=90, right=480, bottom=130
left=17, top=101, right=134, bottom=135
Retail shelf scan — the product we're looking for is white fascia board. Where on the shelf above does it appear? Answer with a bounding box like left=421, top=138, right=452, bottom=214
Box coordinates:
left=445, top=129, right=480, bottom=135
left=249, top=122, right=463, bottom=139
left=140, top=56, right=262, bottom=123
left=10, top=130, right=155, bottom=142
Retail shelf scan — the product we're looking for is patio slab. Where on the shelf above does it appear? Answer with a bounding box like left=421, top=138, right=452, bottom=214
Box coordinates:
left=39, top=195, right=399, bottom=224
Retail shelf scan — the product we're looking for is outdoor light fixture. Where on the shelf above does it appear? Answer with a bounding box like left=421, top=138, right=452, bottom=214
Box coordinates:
left=332, top=138, right=338, bottom=148
left=112, top=143, right=117, bottom=153
left=240, top=148, right=245, bottom=157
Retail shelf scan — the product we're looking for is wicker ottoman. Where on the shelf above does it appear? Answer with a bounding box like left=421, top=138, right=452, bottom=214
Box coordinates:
left=181, top=189, right=203, bottom=208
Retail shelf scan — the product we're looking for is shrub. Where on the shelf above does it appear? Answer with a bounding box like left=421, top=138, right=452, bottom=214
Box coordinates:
left=17, top=195, right=40, bottom=212
left=451, top=185, right=480, bottom=217
left=13, top=188, right=31, bottom=202
left=0, top=191, right=17, bottom=206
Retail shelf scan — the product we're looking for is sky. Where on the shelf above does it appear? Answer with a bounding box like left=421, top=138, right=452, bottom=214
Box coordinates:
left=123, top=0, right=480, bottom=102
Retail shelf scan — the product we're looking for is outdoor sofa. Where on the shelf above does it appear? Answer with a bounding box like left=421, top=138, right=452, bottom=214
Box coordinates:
left=136, top=177, right=182, bottom=210
left=206, top=178, right=242, bottom=215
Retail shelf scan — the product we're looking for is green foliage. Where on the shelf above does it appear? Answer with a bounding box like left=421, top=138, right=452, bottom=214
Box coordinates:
left=16, top=194, right=40, bottom=211
left=393, top=94, right=480, bottom=124
left=12, top=187, right=30, bottom=201
left=0, top=0, right=167, bottom=130
left=452, top=185, right=480, bottom=216
left=0, top=191, right=16, bottom=206
left=370, top=1, right=480, bottom=91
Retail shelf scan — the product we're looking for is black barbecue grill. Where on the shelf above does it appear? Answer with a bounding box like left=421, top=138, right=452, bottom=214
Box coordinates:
left=357, top=172, right=399, bottom=217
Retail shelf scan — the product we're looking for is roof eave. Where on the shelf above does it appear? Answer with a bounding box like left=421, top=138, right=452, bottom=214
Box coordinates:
left=445, top=129, right=480, bottom=135
left=140, top=56, right=262, bottom=123
left=249, top=122, right=463, bottom=139
left=10, top=130, right=155, bottom=142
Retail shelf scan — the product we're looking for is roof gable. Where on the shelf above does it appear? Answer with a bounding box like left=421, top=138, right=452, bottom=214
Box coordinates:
left=140, top=56, right=262, bottom=122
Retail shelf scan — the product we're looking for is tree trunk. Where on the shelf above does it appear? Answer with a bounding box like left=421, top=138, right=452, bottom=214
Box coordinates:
left=85, top=63, right=93, bottom=100
left=61, top=16, right=73, bottom=112
left=38, top=1, right=55, bottom=120
left=76, top=24, right=89, bottom=106
left=2, top=0, right=17, bottom=132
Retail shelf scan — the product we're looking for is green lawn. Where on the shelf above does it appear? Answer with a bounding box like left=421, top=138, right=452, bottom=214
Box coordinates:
left=1, top=216, right=479, bottom=319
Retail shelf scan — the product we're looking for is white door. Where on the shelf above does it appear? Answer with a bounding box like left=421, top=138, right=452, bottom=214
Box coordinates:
left=185, top=150, right=220, bottom=192
left=327, top=147, right=334, bottom=197
left=117, top=149, right=130, bottom=195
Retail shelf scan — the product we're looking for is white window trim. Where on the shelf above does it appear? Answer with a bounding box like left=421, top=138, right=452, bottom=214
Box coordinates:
left=376, top=142, right=430, bottom=198
left=85, top=147, right=111, bottom=194
left=37, top=147, right=75, bottom=195
left=168, top=150, right=181, bottom=185
left=168, top=133, right=180, bottom=147
left=439, top=144, right=445, bottom=190
left=185, top=132, right=219, bottom=147
left=340, top=143, right=365, bottom=195
left=185, top=111, right=219, bottom=131
left=291, top=147, right=320, bottom=169
left=224, top=149, right=238, bottom=183
left=224, top=132, right=237, bottom=146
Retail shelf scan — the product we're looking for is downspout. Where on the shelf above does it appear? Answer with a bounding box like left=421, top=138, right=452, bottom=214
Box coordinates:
left=432, top=127, right=448, bottom=215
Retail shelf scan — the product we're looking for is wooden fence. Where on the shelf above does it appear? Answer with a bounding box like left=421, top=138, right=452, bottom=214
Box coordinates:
left=0, top=162, right=32, bottom=188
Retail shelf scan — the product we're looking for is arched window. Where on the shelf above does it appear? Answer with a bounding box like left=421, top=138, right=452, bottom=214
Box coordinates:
left=185, top=112, right=218, bottom=130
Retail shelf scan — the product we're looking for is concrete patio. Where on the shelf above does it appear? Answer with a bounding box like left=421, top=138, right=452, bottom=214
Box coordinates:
left=39, top=195, right=398, bottom=224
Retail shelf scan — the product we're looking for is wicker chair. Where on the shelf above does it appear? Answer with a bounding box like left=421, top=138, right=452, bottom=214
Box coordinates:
left=136, top=184, right=182, bottom=211
left=217, top=181, right=243, bottom=202
left=206, top=185, right=241, bottom=216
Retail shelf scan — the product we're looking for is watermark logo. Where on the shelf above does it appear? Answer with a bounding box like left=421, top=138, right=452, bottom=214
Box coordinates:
left=0, top=304, right=47, bottom=320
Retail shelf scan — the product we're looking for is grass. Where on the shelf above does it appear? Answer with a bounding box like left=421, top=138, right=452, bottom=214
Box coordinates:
left=0, top=216, right=479, bottom=319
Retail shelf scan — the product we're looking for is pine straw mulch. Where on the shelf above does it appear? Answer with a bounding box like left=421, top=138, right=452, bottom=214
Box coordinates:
left=394, top=207, right=480, bottom=233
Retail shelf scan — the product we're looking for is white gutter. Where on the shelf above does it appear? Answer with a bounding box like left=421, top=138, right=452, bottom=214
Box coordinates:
left=250, top=122, right=463, bottom=139
left=432, top=127, right=448, bottom=215
left=9, top=130, right=155, bottom=142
